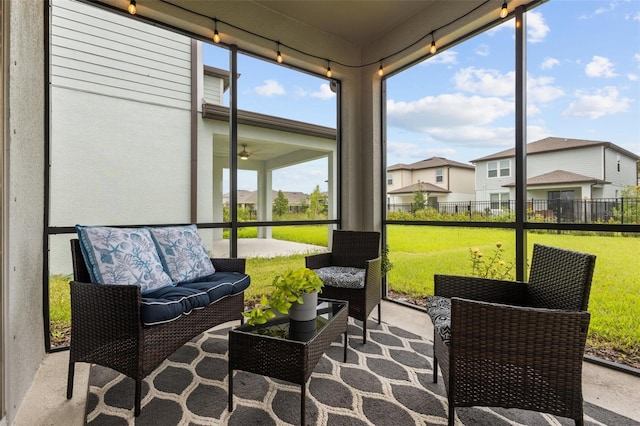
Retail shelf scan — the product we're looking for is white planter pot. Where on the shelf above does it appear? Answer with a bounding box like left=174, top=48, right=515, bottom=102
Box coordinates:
left=288, top=291, right=318, bottom=322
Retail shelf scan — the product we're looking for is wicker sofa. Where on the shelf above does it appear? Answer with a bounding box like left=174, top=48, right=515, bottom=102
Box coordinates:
left=65, top=227, right=249, bottom=416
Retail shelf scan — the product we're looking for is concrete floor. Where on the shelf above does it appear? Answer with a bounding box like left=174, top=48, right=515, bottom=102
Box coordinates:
left=12, top=300, right=640, bottom=425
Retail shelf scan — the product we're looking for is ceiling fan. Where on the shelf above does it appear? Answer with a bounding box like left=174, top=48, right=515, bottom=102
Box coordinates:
left=238, top=144, right=251, bottom=160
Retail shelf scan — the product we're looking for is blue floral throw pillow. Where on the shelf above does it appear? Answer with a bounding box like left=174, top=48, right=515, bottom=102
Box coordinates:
left=148, top=225, right=215, bottom=284
left=75, top=225, right=174, bottom=294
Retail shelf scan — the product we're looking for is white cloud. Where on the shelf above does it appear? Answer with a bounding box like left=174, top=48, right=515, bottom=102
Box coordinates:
left=525, top=11, right=550, bottom=43
left=595, top=3, right=616, bottom=15
left=629, top=73, right=639, bottom=81
left=585, top=56, right=617, bottom=78
left=387, top=141, right=455, bottom=161
left=528, top=75, right=565, bottom=103
left=424, top=50, right=458, bottom=65
left=310, top=83, right=336, bottom=100
left=293, top=84, right=335, bottom=100
left=294, top=87, right=308, bottom=97
left=255, top=80, right=285, bottom=96
left=541, top=57, right=559, bottom=70
left=453, top=67, right=514, bottom=97
left=563, top=86, right=632, bottom=119
left=452, top=67, right=564, bottom=107
left=485, top=11, right=548, bottom=44
left=387, top=93, right=513, bottom=133
left=579, top=2, right=617, bottom=19
left=475, top=44, right=490, bottom=57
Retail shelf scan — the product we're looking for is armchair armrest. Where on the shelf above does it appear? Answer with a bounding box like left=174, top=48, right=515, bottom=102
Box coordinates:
left=305, top=252, right=332, bottom=269
left=365, top=256, right=382, bottom=293
left=69, top=281, right=142, bottom=367
left=210, top=258, right=246, bottom=274
left=434, top=274, right=527, bottom=305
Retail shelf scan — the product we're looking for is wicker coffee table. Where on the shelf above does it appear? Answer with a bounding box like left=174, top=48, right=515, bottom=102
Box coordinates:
left=228, top=298, right=348, bottom=426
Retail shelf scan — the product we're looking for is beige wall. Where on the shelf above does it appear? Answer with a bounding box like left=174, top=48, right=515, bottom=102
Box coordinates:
left=4, top=0, right=46, bottom=423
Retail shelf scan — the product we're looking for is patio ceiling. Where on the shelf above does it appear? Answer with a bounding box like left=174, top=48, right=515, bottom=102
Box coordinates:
left=90, top=0, right=544, bottom=76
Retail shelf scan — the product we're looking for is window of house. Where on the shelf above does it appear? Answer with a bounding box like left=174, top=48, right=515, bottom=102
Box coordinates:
left=488, top=160, right=510, bottom=178
left=387, top=173, right=393, bottom=185
left=490, top=193, right=510, bottom=210
left=436, top=168, right=443, bottom=183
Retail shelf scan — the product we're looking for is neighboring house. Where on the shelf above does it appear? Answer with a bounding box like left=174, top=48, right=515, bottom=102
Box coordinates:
left=386, top=157, right=475, bottom=208
left=472, top=136, right=640, bottom=217
left=224, top=190, right=309, bottom=213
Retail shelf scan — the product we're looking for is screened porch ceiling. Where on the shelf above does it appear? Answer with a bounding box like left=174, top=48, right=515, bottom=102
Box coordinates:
left=91, top=0, right=544, bottom=77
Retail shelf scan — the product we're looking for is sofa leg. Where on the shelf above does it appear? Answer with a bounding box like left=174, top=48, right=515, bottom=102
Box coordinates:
left=433, top=356, right=438, bottom=383
left=377, top=304, right=381, bottom=324
left=66, top=360, right=75, bottom=399
left=448, top=401, right=455, bottom=426
left=134, top=379, right=142, bottom=417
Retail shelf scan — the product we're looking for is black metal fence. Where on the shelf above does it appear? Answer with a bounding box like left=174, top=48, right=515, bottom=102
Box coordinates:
left=387, top=197, right=640, bottom=224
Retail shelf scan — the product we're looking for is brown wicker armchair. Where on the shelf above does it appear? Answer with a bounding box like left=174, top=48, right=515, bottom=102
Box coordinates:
left=306, top=230, right=381, bottom=343
left=66, top=239, right=247, bottom=416
left=426, top=244, right=596, bottom=426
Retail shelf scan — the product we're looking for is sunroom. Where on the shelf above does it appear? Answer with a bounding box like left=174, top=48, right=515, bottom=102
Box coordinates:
left=2, top=0, right=639, bottom=425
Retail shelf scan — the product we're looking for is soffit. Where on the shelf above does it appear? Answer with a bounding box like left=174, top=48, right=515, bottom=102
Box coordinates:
left=89, top=0, right=544, bottom=75
left=250, top=0, right=435, bottom=47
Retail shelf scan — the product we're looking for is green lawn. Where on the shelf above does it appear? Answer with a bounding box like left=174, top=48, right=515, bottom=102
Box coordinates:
left=50, top=225, right=640, bottom=363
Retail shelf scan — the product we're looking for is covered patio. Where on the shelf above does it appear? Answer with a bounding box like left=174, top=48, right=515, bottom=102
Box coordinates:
left=3, top=0, right=640, bottom=425
left=12, top=301, right=640, bottom=425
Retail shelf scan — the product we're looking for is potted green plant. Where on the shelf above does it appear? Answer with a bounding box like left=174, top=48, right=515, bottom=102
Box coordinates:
left=243, top=267, right=324, bottom=326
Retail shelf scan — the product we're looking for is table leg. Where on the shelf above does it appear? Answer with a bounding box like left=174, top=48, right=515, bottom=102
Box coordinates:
left=301, top=382, right=306, bottom=426
left=343, top=331, right=348, bottom=362
left=228, top=367, right=233, bottom=412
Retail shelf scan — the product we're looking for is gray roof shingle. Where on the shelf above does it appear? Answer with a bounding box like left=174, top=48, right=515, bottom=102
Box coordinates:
left=388, top=156, right=474, bottom=171
left=502, top=170, right=608, bottom=187
left=471, top=137, right=640, bottom=163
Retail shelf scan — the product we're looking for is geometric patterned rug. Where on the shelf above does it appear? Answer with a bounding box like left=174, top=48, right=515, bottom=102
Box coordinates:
left=85, top=319, right=639, bottom=425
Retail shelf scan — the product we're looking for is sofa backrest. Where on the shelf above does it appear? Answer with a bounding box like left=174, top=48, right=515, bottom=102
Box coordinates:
left=71, top=239, right=92, bottom=283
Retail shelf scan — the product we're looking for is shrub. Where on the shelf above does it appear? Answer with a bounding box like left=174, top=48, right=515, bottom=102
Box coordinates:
left=469, top=241, right=515, bottom=280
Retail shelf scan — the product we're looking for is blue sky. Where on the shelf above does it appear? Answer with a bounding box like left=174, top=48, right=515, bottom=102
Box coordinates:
left=204, top=0, right=639, bottom=193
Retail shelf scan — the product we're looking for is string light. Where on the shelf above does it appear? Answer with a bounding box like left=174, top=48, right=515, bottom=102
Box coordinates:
left=127, top=0, right=136, bottom=15
left=147, top=0, right=497, bottom=77
left=212, top=19, right=221, bottom=43
left=276, top=43, right=283, bottom=63
left=500, top=1, right=508, bottom=18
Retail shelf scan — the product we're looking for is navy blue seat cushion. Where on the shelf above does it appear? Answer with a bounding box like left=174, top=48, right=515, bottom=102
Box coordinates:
left=141, top=286, right=211, bottom=326
left=140, top=272, right=251, bottom=326
left=180, top=271, right=251, bottom=304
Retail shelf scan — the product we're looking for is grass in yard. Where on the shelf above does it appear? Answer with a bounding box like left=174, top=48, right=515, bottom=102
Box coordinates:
left=386, top=225, right=640, bottom=363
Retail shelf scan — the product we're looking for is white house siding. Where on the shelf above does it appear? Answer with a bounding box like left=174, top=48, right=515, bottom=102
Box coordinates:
left=527, top=146, right=603, bottom=179
left=474, top=159, right=513, bottom=202
left=603, top=148, right=638, bottom=198
left=203, top=75, right=224, bottom=105
left=448, top=168, right=475, bottom=200
left=51, top=0, right=191, bottom=108
left=49, top=0, right=193, bottom=273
